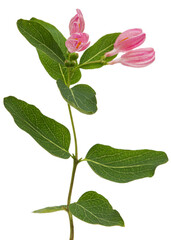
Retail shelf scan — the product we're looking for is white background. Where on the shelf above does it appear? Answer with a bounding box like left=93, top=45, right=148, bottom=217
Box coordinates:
left=1, top=0, right=171, bottom=239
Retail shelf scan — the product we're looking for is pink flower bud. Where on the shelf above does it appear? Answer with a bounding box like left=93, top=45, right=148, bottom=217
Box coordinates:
left=69, top=9, right=85, bottom=35
left=65, top=32, right=90, bottom=53
left=108, top=48, right=155, bottom=67
left=105, top=29, right=146, bottom=57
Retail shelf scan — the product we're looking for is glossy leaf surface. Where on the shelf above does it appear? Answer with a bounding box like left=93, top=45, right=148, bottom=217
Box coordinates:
left=4, top=96, right=71, bottom=159
left=69, top=191, right=124, bottom=226
left=85, top=144, right=168, bottom=183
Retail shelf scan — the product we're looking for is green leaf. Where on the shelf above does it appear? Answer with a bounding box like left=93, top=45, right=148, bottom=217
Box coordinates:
left=69, top=191, right=124, bottom=227
left=30, top=18, right=81, bottom=85
left=85, top=144, right=168, bottom=183
left=4, top=96, right=71, bottom=159
left=79, top=33, right=120, bottom=69
left=57, top=79, right=97, bottom=115
left=30, top=18, right=67, bottom=57
left=17, top=19, right=65, bottom=65
left=33, top=205, right=67, bottom=213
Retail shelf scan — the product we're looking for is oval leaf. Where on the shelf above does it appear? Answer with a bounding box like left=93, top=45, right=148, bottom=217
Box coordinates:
left=31, top=18, right=81, bottom=85
left=30, top=18, right=67, bottom=57
left=79, top=33, right=120, bottom=69
left=33, top=205, right=66, bottom=213
left=69, top=191, right=124, bottom=227
left=57, top=79, right=97, bottom=115
left=85, top=144, right=168, bottom=183
left=17, top=19, right=65, bottom=65
left=4, top=96, right=71, bottom=159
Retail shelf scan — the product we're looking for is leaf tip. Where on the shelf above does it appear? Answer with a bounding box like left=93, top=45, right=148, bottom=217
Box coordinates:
left=30, top=17, right=36, bottom=21
left=3, top=96, right=15, bottom=105
left=121, top=223, right=125, bottom=227
left=3, top=96, right=7, bottom=104
left=120, top=218, right=125, bottom=227
left=3, top=96, right=11, bottom=107
left=32, top=209, right=40, bottom=213
left=16, top=18, right=23, bottom=26
left=162, top=151, right=169, bottom=164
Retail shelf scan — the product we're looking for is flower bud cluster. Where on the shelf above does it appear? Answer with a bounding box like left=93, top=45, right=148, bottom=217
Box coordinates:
left=64, top=60, right=77, bottom=67
left=64, top=52, right=79, bottom=68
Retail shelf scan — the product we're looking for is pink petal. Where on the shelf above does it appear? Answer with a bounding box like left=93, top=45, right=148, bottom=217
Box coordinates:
left=116, top=33, right=146, bottom=52
left=107, top=58, right=121, bottom=65
left=120, top=48, right=155, bottom=67
left=65, top=32, right=90, bottom=53
left=69, top=23, right=77, bottom=36
left=105, top=49, right=118, bottom=57
left=80, top=33, right=89, bottom=43
left=76, top=9, right=82, bottom=15
left=69, top=15, right=78, bottom=34
left=105, top=29, right=145, bottom=57
left=70, top=33, right=80, bottom=39
left=115, top=29, right=143, bottom=46
left=69, top=9, right=85, bottom=35
left=78, top=41, right=90, bottom=51
left=121, top=48, right=155, bottom=59
left=76, top=9, right=85, bottom=32
left=65, top=42, right=74, bottom=53
left=121, top=56, right=155, bottom=67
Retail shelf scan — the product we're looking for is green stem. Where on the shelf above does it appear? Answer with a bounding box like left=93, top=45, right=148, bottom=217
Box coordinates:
left=67, top=67, right=71, bottom=87
left=67, top=158, right=78, bottom=240
left=66, top=66, right=79, bottom=240
left=67, top=159, right=78, bottom=206
left=67, top=104, right=78, bottom=159
left=73, top=60, right=106, bottom=71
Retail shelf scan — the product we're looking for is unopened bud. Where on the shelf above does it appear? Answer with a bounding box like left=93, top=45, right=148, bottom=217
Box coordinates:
left=64, top=60, right=71, bottom=67
left=70, top=53, right=79, bottom=60
left=70, top=60, right=77, bottom=67
left=66, top=51, right=70, bottom=58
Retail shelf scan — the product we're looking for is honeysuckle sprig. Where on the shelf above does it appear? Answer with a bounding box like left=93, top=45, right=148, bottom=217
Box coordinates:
left=4, top=8, right=168, bottom=240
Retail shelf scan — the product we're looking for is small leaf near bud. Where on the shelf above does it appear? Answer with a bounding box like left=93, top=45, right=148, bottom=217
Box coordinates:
left=70, top=53, right=79, bottom=60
